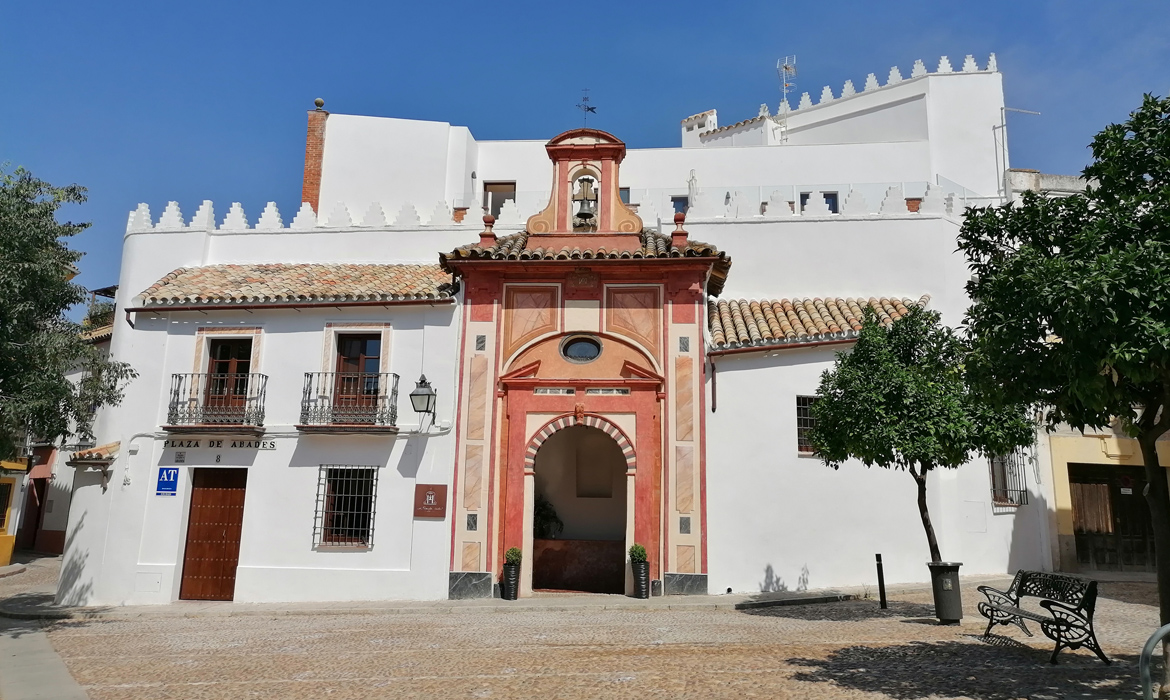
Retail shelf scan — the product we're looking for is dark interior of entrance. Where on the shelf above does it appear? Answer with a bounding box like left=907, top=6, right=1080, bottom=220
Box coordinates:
left=1069, top=463, right=1155, bottom=572
left=532, top=425, right=626, bottom=593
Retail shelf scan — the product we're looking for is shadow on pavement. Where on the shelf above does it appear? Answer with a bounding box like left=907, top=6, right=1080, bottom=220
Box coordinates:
left=790, top=640, right=1148, bottom=699
left=742, top=599, right=936, bottom=621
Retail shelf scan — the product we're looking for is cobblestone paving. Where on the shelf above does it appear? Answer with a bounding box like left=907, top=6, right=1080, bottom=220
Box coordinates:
left=3, top=558, right=1162, bottom=699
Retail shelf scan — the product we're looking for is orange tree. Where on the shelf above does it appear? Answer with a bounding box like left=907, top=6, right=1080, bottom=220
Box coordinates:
left=960, top=94, right=1170, bottom=672
left=808, top=306, right=1032, bottom=563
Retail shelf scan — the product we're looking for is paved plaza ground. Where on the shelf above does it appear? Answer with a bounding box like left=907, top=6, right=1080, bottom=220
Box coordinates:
left=0, top=555, right=1162, bottom=699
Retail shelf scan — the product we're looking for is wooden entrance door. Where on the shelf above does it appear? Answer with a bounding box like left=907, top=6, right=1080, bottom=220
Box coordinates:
left=180, top=468, right=248, bottom=600
left=1070, top=463, right=1155, bottom=572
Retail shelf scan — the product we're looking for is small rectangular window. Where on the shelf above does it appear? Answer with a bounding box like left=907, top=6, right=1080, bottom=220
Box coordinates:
left=475, top=335, right=486, bottom=352
left=679, top=337, right=690, bottom=353
left=315, top=466, right=378, bottom=547
left=483, top=181, right=517, bottom=219
left=466, top=513, right=478, bottom=531
left=990, top=451, right=1029, bottom=506
left=534, top=387, right=575, bottom=395
left=619, top=188, right=631, bottom=204
left=671, top=196, right=689, bottom=214
left=584, top=388, right=630, bottom=395
left=679, top=516, right=691, bottom=534
left=796, top=396, right=818, bottom=454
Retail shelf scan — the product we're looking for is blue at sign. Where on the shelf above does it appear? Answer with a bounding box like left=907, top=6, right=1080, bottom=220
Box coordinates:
left=156, top=467, right=180, bottom=496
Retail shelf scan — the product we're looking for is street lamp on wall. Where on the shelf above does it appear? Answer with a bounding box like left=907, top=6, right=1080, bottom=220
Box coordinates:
left=409, top=374, right=437, bottom=424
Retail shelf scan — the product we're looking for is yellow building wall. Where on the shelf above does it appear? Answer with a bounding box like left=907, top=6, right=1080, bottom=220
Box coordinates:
left=1048, top=434, right=1170, bottom=571
left=0, top=476, right=16, bottom=567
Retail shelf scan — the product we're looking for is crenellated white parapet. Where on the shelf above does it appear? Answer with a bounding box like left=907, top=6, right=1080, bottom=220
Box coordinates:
left=797, top=92, right=813, bottom=110
left=937, top=56, right=954, bottom=74
left=290, top=203, right=316, bottom=229
left=158, top=201, right=184, bottom=228
left=819, top=86, right=834, bottom=104
left=840, top=190, right=870, bottom=215
left=256, top=202, right=283, bottom=230
left=878, top=186, right=908, bottom=215
left=886, top=66, right=903, bottom=86
left=395, top=203, right=422, bottom=227
left=190, top=201, right=214, bottom=230
left=322, top=202, right=352, bottom=228
left=361, top=202, right=388, bottom=227
left=221, top=203, right=248, bottom=231
left=911, top=60, right=927, bottom=78
left=961, top=55, right=978, bottom=73
left=427, top=201, right=452, bottom=226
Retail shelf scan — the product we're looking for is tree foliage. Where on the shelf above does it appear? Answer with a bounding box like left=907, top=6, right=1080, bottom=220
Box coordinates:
left=958, top=94, right=1170, bottom=646
left=809, top=307, right=1033, bottom=562
left=0, top=167, right=136, bottom=459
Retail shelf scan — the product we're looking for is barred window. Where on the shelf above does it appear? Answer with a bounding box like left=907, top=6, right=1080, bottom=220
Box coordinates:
left=315, top=466, right=379, bottom=546
left=796, top=396, right=818, bottom=454
left=990, top=451, right=1029, bottom=506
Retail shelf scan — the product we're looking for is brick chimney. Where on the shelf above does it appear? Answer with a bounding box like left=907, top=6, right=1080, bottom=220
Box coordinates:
left=301, top=99, right=329, bottom=214
left=671, top=211, right=688, bottom=249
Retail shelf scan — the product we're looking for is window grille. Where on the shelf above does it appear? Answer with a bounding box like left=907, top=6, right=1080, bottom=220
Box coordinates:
left=585, top=388, right=630, bottom=395
left=796, top=395, right=818, bottom=453
left=314, top=466, right=378, bottom=546
left=990, top=451, right=1029, bottom=506
left=534, top=387, right=575, bottom=395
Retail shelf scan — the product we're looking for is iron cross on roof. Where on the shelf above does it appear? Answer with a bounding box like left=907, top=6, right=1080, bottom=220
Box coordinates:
left=576, top=89, right=596, bottom=127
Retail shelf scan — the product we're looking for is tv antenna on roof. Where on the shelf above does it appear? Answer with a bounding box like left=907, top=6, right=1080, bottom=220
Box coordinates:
left=576, top=89, right=597, bottom=127
left=775, top=55, right=797, bottom=144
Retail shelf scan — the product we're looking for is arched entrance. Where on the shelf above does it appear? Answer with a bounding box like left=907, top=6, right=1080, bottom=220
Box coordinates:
left=531, top=425, right=629, bottom=593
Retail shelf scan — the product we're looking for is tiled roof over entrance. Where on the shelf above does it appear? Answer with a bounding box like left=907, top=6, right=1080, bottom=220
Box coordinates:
left=134, top=263, right=455, bottom=308
left=440, top=230, right=731, bottom=295
left=709, top=295, right=930, bottom=349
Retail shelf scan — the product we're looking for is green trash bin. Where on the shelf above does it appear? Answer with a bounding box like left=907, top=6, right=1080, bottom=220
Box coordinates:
left=927, top=562, right=963, bottom=624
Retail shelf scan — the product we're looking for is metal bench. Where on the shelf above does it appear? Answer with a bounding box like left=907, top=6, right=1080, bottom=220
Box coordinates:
left=977, top=570, right=1110, bottom=664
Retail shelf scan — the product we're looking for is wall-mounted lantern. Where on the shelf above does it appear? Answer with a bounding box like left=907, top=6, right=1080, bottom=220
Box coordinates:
left=409, top=374, right=437, bottom=416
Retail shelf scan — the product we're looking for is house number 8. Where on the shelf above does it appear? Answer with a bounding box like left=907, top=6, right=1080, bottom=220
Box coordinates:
left=216, top=454, right=221, bottom=463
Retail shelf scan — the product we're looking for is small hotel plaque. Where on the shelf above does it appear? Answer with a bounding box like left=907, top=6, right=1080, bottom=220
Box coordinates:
left=413, top=484, right=448, bottom=518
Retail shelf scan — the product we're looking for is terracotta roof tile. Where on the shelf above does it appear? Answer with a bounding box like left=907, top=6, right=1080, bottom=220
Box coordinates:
left=709, top=295, right=931, bottom=349
left=80, top=323, right=113, bottom=343
left=700, top=115, right=766, bottom=138
left=441, top=230, right=731, bottom=296
left=68, top=441, right=120, bottom=465
left=134, top=264, right=455, bottom=308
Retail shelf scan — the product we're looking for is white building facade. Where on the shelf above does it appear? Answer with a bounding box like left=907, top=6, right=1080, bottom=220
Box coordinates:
left=59, top=53, right=1056, bottom=606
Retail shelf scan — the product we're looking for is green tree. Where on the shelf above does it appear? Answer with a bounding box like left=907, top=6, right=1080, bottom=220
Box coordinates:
left=808, top=307, right=1033, bottom=562
left=959, top=94, right=1170, bottom=671
left=0, top=167, right=135, bottom=458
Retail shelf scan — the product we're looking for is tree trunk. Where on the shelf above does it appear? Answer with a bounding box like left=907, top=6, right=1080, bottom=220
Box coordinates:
left=1137, top=435, right=1170, bottom=698
left=911, top=465, right=943, bottom=563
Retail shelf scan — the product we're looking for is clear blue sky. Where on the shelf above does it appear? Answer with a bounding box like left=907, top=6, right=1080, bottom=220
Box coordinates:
left=4, top=0, right=1169, bottom=297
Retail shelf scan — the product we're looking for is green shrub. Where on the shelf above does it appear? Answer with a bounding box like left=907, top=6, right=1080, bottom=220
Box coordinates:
left=505, top=547, right=522, bottom=566
left=628, top=543, right=647, bottom=563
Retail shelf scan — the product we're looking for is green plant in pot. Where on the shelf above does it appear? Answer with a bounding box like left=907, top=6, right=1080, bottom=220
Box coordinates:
left=501, top=547, right=522, bottom=600
left=629, top=543, right=650, bottom=599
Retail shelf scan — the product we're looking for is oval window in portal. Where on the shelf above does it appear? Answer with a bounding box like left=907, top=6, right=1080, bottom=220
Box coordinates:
left=561, top=336, right=602, bottom=363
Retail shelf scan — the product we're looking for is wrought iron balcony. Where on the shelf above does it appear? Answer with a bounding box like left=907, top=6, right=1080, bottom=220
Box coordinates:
left=298, top=372, right=399, bottom=433
left=166, top=373, right=268, bottom=432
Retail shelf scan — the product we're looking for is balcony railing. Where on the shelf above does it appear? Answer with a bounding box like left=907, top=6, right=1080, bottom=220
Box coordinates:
left=166, top=373, right=268, bottom=430
left=299, top=372, right=399, bottom=431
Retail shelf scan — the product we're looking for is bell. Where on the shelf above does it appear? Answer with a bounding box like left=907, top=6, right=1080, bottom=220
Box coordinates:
left=575, top=198, right=595, bottom=221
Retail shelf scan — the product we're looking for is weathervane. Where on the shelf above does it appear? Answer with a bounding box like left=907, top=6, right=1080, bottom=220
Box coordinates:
left=576, top=89, right=596, bottom=127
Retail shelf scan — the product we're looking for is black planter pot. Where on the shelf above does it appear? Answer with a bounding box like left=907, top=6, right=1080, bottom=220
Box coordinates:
left=501, top=563, right=520, bottom=600
left=632, top=561, right=650, bottom=599
left=927, top=561, right=963, bottom=624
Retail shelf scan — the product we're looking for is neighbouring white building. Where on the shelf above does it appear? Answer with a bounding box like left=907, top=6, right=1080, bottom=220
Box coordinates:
left=58, top=53, right=1062, bottom=606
